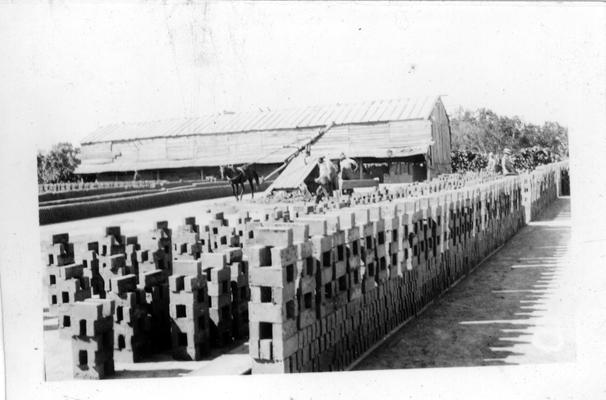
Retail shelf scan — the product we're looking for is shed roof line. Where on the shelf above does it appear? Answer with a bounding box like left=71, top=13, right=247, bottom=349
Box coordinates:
left=82, top=96, right=441, bottom=145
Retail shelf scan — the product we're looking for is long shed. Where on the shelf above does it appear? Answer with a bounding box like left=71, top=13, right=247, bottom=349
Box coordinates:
left=76, top=96, right=452, bottom=182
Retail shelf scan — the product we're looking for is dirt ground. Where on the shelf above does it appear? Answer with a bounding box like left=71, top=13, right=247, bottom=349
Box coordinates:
left=354, top=197, right=574, bottom=370
left=39, top=195, right=240, bottom=248
left=43, top=311, right=251, bottom=381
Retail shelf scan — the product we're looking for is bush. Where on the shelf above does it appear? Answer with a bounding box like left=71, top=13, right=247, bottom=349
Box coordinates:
left=451, top=146, right=559, bottom=173
left=451, top=151, right=488, bottom=173
left=512, top=147, right=556, bottom=172
left=37, top=143, right=81, bottom=184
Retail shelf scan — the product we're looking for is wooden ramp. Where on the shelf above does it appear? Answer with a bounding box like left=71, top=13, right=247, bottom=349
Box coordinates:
left=265, top=153, right=318, bottom=193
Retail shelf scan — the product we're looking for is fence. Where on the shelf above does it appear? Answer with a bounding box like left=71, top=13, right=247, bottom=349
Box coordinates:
left=38, top=180, right=168, bottom=194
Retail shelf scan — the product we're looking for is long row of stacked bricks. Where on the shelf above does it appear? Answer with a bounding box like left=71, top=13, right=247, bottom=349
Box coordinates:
left=243, top=162, right=566, bottom=373
left=43, top=161, right=568, bottom=377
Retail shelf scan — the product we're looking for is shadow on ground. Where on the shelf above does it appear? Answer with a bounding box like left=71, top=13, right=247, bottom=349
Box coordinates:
left=355, top=197, right=573, bottom=370
left=112, top=368, right=194, bottom=379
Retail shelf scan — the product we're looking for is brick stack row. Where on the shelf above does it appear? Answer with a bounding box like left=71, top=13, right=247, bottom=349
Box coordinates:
left=108, top=275, right=151, bottom=362
left=169, top=259, right=210, bottom=360
left=246, top=226, right=299, bottom=373
left=68, top=299, right=115, bottom=379
left=45, top=234, right=92, bottom=336
left=245, top=167, right=559, bottom=373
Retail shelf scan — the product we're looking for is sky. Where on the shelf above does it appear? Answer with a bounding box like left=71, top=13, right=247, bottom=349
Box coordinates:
left=0, top=1, right=604, bottom=152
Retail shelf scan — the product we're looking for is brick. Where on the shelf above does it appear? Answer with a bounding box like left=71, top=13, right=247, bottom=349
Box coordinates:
left=172, top=259, right=202, bottom=277
left=110, top=274, right=137, bottom=294
left=255, top=227, right=294, bottom=247
left=270, top=246, right=297, bottom=267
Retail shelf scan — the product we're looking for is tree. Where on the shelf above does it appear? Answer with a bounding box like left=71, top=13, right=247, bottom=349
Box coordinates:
left=451, top=107, right=568, bottom=158
left=37, top=143, right=81, bottom=184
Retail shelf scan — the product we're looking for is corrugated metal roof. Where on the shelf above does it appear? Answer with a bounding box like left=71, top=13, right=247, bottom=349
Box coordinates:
left=82, top=96, right=439, bottom=144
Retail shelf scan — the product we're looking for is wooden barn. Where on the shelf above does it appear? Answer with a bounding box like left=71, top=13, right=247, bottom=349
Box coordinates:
left=76, top=96, right=452, bottom=183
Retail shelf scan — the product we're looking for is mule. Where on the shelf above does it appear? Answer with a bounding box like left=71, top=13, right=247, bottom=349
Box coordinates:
left=223, top=164, right=260, bottom=200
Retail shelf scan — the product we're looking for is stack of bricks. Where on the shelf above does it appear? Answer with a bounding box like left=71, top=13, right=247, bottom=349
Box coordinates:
left=380, top=203, right=401, bottom=281
left=108, top=274, right=151, bottom=363
left=247, top=226, right=299, bottom=373
left=135, top=222, right=172, bottom=351
left=351, top=208, right=378, bottom=294
left=68, top=298, right=115, bottom=379
left=265, top=220, right=318, bottom=372
left=123, top=236, right=141, bottom=278
left=203, top=211, right=241, bottom=251
left=45, top=234, right=92, bottom=337
left=200, top=252, right=233, bottom=346
left=169, top=259, right=210, bottom=360
left=138, top=267, right=170, bottom=352
left=172, top=213, right=251, bottom=342
left=328, top=211, right=362, bottom=305
left=369, top=206, right=388, bottom=285
left=137, top=222, right=172, bottom=280
left=526, top=164, right=560, bottom=222
left=323, top=214, right=350, bottom=311
left=172, top=217, right=203, bottom=260
left=216, top=247, right=250, bottom=340
left=299, top=216, right=336, bottom=321
left=221, top=209, right=253, bottom=246
left=73, top=241, right=103, bottom=297
left=97, top=227, right=127, bottom=294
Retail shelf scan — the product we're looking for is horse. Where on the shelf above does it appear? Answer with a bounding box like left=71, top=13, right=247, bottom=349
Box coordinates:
left=223, top=164, right=260, bottom=200
left=313, top=157, right=339, bottom=203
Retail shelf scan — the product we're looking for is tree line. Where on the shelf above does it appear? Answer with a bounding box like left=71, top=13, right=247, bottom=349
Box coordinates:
left=449, top=107, right=568, bottom=172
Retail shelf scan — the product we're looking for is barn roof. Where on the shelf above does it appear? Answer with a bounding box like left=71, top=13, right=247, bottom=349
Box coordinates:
left=82, top=96, right=439, bottom=144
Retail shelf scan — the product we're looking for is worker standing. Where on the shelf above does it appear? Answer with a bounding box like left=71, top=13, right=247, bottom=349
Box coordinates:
left=338, top=152, right=358, bottom=192
left=315, top=156, right=336, bottom=202
left=501, top=148, right=517, bottom=175
left=486, top=152, right=497, bottom=174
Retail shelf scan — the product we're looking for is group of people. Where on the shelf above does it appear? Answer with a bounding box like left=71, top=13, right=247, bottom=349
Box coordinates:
left=309, top=148, right=517, bottom=202
left=485, top=148, right=517, bottom=175
left=312, top=152, right=359, bottom=202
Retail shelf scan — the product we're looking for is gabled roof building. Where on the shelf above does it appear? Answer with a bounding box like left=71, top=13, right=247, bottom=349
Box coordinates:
left=76, top=96, right=452, bottom=183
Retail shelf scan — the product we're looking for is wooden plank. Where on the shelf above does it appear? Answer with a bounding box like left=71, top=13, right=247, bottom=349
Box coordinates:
left=341, top=179, right=379, bottom=189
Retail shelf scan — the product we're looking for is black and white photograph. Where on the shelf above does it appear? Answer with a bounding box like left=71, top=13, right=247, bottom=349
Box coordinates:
left=1, top=1, right=605, bottom=399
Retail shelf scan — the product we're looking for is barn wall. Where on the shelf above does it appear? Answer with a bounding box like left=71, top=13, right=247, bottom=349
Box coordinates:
left=79, top=142, right=113, bottom=164
left=428, top=99, right=452, bottom=177
left=311, top=120, right=432, bottom=160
